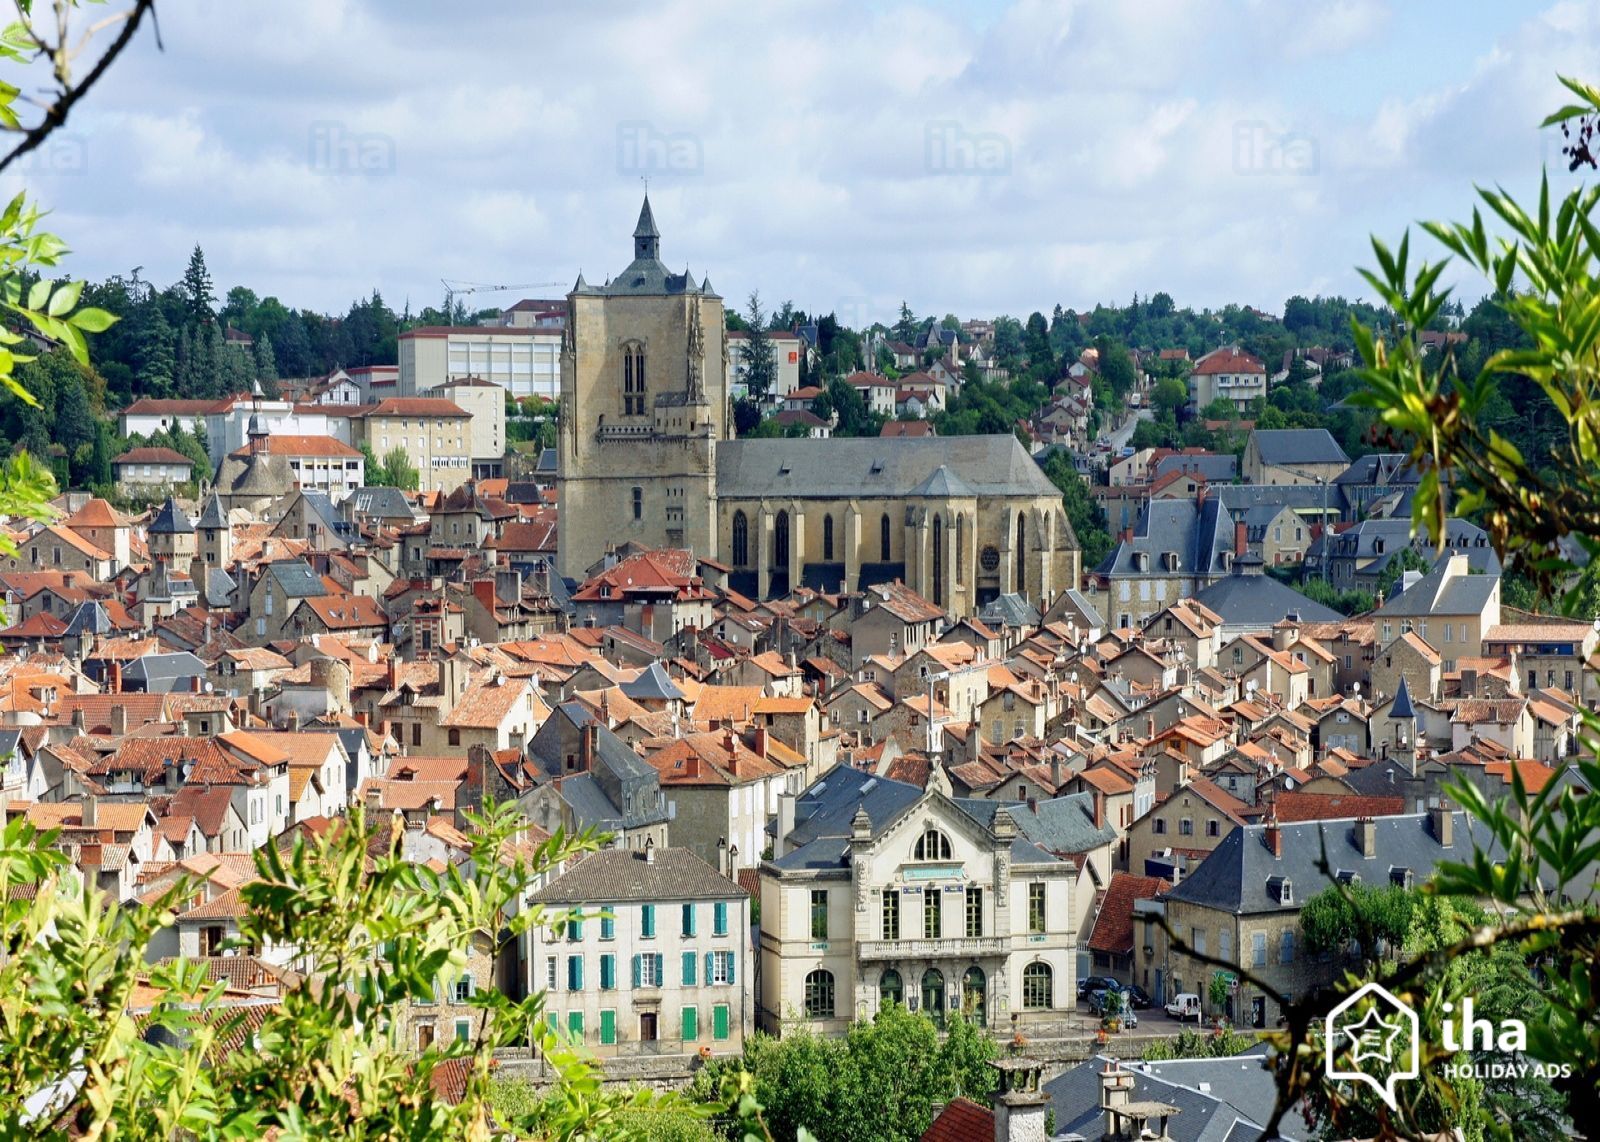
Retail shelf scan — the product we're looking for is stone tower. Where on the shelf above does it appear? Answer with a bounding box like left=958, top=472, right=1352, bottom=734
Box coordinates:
left=556, top=196, right=728, bottom=580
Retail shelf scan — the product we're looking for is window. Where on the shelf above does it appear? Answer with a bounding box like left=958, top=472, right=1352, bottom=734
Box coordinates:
left=923, top=889, right=942, bottom=939
left=914, top=829, right=952, bottom=861
left=412, top=723, right=422, bottom=747
left=1027, top=883, right=1046, bottom=933
left=600, top=915, right=615, bottom=941
left=600, top=1009, right=617, bottom=1046
left=1232, top=647, right=1243, bottom=665
left=566, top=956, right=583, bottom=990
left=1011, top=511, right=1024, bottom=591
left=713, top=901, right=728, bottom=936
left=881, top=890, right=899, bottom=941
left=455, top=1018, right=472, bottom=1043
left=1253, top=931, right=1268, bottom=967
left=622, top=343, right=647, bottom=415
left=1179, top=817, right=1193, bottom=836
left=681, top=951, right=696, bottom=985
left=641, top=904, right=656, bottom=939
left=636, top=953, right=663, bottom=987
left=804, top=969, right=835, bottom=1018
left=810, top=890, right=828, bottom=940
left=1219, top=928, right=1231, bottom=961
left=709, top=950, right=734, bottom=985
left=681, top=1006, right=698, bottom=1042
left=566, top=1011, right=584, bottom=1041
left=774, top=511, right=789, bottom=569
left=731, top=511, right=749, bottom=567
left=932, top=515, right=944, bottom=605
left=713, top=1002, right=730, bottom=1041
left=600, top=953, right=616, bottom=990
left=1280, top=929, right=1295, bottom=963
left=682, top=903, right=697, bottom=938
left=546, top=957, right=557, bottom=990
left=965, top=886, right=983, bottom=937
left=631, top=487, right=643, bottom=520
left=880, top=513, right=892, bottom=561
left=880, top=968, right=903, bottom=1007
left=454, top=974, right=474, bottom=1003
left=1154, top=818, right=1167, bottom=835
left=1021, top=962, right=1052, bottom=1009
left=1206, top=819, right=1220, bottom=838
left=823, top=514, right=834, bottom=561
left=956, top=514, right=965, bottom=584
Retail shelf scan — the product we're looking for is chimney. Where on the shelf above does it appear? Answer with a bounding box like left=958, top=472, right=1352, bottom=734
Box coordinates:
left=992, top=1059, right=1049, bottom=1142
left=644, top=838, right=655, bottom=864
left=191, top=674, right=203, bottom=693
left=387, top=654, right=399, bottom=692
left=752, top=726, right=768, bottom=758
left=81, top=794, right=97, bottom=827
left=1093, top=789, right=1104, bottom=829
left=109, top=660, right=122, bottom=695
left=1264, top=812, right=1283, bottom=858
left=1430, top=801, right=1453, bottom=848
left=1098, top=1059, right=1136, bottom=1140
left=775, top=790, right=797, bottom=859
left=1234, top=520, right=1247, bottom=558
left=109, top=703, right=127, bottom=738
left=472, top=577, right=498, bottom=615
left=579, top=722, right=596, bottom=772
left=1355, top=816, right=1377, bottom=859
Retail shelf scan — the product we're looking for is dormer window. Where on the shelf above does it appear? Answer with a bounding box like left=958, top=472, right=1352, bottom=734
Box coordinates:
left=1165, top=551, right=1181, bottom=571
left=1267, top=875, right=1293, bottom=905
left=1389, top=867, right=1413, bottom=888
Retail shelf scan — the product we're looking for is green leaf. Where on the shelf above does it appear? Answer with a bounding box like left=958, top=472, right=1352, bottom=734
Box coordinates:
left=45, top=277, right=80, bottom=316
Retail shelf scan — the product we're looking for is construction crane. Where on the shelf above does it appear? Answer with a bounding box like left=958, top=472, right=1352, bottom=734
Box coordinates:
left=440, top=279, right=567, bottom=319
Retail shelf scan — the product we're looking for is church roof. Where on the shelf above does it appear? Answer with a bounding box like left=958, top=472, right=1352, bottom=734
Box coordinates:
left=588, top=196, right=705, bottom=298
left=633, top=195, right=659, bottom=240
left=716, top=435, right=1062, bottom=502
left=908, top=463, right=976, bottom=499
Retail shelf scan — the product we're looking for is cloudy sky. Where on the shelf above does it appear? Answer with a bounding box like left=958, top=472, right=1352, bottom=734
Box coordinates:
left=10, top=0, right=1597, bottom=326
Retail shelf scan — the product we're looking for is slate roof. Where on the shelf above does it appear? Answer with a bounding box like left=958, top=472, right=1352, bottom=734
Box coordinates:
left=1095, top=499, right=1232, bottom=578
left=1192, top=573, right=1341, bottom=627
left=959, top=793, right=1118, bottom=855
left=977, top=592, right=1041, bottom=629
left=907, top=464, right=976, bottom=498
left=1248, top=428, right=1349, bottom=466
left=149, top=497, right=194, bottom=535
left=716, top=435, right=1061, bottom=500
left=1164, top=812, right=1497, bottom=915
left=265, top=560, right=326, bottom=599
left=1374, top=558, right=1499, bottom=618
left=344, top=486, right=422, bottom=521
left=1048, top=1051, right=1308, bottom=1141
left=1334, top=452, right=1421, bottom=486
left=577, top=195, right=706, bottom=298
left=122, top=652, right=208, bottom=688
left=195, top=493, right=228, bottom=531
left=621, top=662, right=684, bottom=702
left=529, top=847, right=740, bottom=905
left=1152, top=452, right=1237, bottom=482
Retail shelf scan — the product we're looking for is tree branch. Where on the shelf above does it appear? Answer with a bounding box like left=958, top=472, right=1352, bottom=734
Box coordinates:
left=0, top=0, right=160, bottom=177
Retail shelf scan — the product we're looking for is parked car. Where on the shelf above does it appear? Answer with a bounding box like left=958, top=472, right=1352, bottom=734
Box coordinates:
left=1166, top=992, right=1203, bottom=1021
left=1125, top=984, right=1153, bottom=1010
left=1077, top=975, right=1119, bottom=1001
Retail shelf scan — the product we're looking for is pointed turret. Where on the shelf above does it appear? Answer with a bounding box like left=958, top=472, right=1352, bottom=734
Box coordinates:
left=1391, top=674, right=1415, bottom=721
left=572, top=270, right=589, bottom=293
left=633, top=194, right=660, bottom=261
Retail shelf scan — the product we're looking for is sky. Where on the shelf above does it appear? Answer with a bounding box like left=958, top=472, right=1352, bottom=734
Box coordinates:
left=9, top=0, right=1598, bottom=327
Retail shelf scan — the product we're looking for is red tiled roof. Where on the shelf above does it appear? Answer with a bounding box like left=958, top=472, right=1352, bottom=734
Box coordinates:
left=1192, top=346, right=1265, bottom=375
left=1267, top=792, right=1406, bottom=823
left=1088, top=872, right=1171, bottom=954
left=919, top=1098, right=994, bottom=1142
left=226, top=435, right=361, bottom=459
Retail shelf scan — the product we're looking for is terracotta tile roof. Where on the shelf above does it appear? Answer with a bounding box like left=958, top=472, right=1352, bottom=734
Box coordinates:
left=63, top=498, right=124, bottom=529
left=919, top=1098, right=994, bottom=1142
left=1192, top=346, right=1265, bottom=375
left=365, top=397, right=469, bottom=418
left=693, top=685, right=766, bottom=725
left=1088, top=872, right=1171, bottom=954
left=1484, top=759, right=1556, bottom=792
left=295, top=593, right=388, bottom=630
left=226, top=434, right=362, bottom=459
left=441, top=675, right=543, bottom=729
left=1266, top=792, right=1406, bottom=822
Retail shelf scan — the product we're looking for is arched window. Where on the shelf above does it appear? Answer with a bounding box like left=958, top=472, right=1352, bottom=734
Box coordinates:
left=731, top=511, right=749, bottom=567
left=880, top=513, right=892, bottom=562
left=914, top=828, right=952, bottom=861
left=962, top=966, right=986, bottom=1024
left=774, top=511, right=790, bottom=569
left=932, top=515, right=944, bottom=607
left=622, top=341, right=647, bottom=415
left=804, top=969, right=835, bottom=1018
left=1015, top=512, right=1026, bottom=594
left=956, top=514, right=966, bottom=585
left=879, top=968, right=903, bottom=1008
left=1021, top=962, right=1052, bottom=1009
left=921, top=969, right=945, bottom=1025
left=823, top=514, right=835, bottom=561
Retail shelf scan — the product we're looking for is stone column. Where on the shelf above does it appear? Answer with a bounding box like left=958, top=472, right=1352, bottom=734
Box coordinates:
left=843, top=502, right=861, bottom=594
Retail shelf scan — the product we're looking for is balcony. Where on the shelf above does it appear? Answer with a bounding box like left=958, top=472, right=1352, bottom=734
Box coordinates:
left=856, top=936, right=1010, bottom=962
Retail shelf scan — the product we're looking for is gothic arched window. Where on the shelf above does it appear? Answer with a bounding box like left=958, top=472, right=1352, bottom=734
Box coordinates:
left=956, top=514, right=966, bottom=585
left=731, top=511, right=749, bottom=567
left=823, top=514, right=835, bottom=561
left=622, top=341, right=647, bottom=416
left=774, top=511, right=790, bottom=569
left=1015, top=511, right=1026, bottom=594
left=932, top=515, right=944, bottom=607
left=880, top=513, right=892, bottom=562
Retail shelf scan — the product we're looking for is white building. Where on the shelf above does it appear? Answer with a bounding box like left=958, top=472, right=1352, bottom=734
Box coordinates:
left=1188, top=346, right=1267, bottom=413
left=758, top=765, right=1115, bottom=1036
left=528, top=847, right=752, bottom=1056
left=398, top=325, right=562, bottom=400
left=727, top=330, right=803, bottom=400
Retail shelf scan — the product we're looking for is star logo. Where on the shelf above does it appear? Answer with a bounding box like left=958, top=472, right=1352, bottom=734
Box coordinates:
left=1325, top=981, right=1420, bottom=1113
left=1342, top=1005, right=1404, bottom=1065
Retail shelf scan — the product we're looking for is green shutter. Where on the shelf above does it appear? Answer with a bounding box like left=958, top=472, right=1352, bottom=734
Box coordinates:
left=704, top=952, right=713, bottom=985
left=682, top=951, right=696, bottom=986
left=682, top=902, right=696, bottom=937
left=682, top=1006, right=698, bottom=1042
left=641, top=904, right=655, bottom=938
left=654, top=953, right=664, bottom=984
left=600, top=953, right=615, bottom=990
left=599, top=1009, right=616, bottom=1045
left=713, top=1003, right=730, bottom=1041
left=728, top=952, right=735, bottom=985
left=567, top=1011, right=584, bottom=1041
left=714, top=901, right=728, bottom=935
left=570, top=916, right=583, bottom=940
left=567, top=956, right=583, bottom=991
left=631, top=954, right=641, bottom=988
left=600, top=915, right=615, bottom=940
left=546, top=1012, right=558, bottom=1035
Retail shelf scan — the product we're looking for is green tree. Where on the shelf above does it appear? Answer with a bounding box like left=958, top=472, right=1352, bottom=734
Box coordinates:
left=381, top=446, right=419, bottom=491
left=181, top=243, right=216, bottom=326
left=1150, top=376, right=1188, bottom=418
left=1298, top=881, right=1416, bottom=966
left=741, top=292, right=777, bottom=403
left=1094, top=336, right=1138, bottom=400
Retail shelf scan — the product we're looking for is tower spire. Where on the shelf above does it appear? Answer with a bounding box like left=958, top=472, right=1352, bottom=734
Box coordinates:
left=633, top=193, right=660, bottom=261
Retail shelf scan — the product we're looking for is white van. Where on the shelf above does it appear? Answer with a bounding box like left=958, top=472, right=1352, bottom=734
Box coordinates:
left=1165, top=993, right=1202, bottom=1021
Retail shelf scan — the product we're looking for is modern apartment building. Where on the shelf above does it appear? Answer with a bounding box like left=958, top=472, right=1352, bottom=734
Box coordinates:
left=398, top=326, right=562, bottom=400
